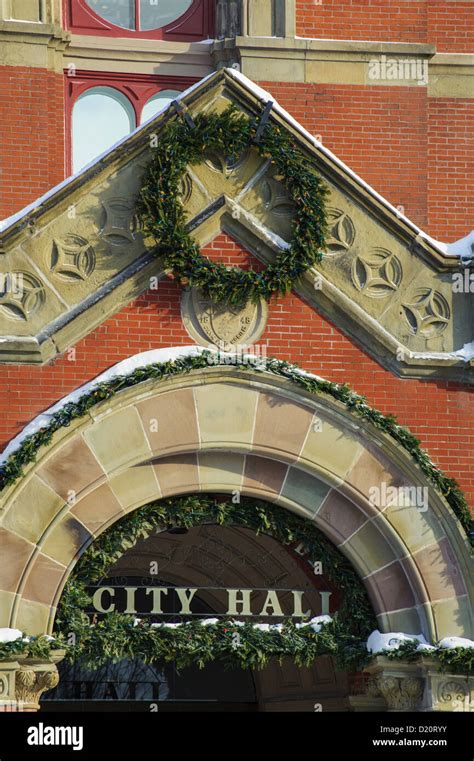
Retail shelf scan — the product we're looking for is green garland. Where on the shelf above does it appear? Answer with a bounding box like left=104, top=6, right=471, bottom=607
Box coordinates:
left=1, top=495, right=472, bottom=674
left=51, top=494, right=373, bottom=671
left=377, top=640, right=474, bottom=673
left=136, top=104, right=329, bottom=306
left=0, top=352, right=470, bottom=536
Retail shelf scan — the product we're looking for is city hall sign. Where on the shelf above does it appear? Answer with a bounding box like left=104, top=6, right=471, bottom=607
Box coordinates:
left=91, top=585, right=333, bottom=618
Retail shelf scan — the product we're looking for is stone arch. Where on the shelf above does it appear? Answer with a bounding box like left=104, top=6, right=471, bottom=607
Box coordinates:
left=0, top=366, right=471, bottom=642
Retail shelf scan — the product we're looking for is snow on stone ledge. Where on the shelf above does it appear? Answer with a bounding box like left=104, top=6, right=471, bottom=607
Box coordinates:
left=367, top=629, right=474, bottom=653
left=367, top=630, right=428, bottom=653
left=0, top=628, right=23, bottom=643
left=438, top=636, right=474, bottom=650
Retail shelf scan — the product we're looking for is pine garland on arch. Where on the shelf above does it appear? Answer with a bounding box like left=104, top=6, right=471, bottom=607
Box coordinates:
left=51, top=494, right=374, bottom=671
left=0, top=351, right=470, bottom=535
left=136, top=104, right=329, bottom=306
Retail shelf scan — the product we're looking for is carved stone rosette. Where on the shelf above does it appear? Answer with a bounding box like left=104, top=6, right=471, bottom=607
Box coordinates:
left=0, top=651, right=64, bottom=712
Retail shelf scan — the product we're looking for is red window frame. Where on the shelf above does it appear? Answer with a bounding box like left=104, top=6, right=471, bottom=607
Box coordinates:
left=65, top=0, right=215, bottom=41
left=65, top=70, right=199, bottom=175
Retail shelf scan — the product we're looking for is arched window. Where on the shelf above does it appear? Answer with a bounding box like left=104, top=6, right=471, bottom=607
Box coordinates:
left=141, top=90, right=181, bottom=123
left=72, top=87, right=136, bottom=173
left=83, top=0, right=194, bottom=31
left=67, top=1, right=213, bottom=40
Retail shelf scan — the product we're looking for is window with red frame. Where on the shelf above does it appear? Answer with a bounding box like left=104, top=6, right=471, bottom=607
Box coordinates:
left=66, top=0, right=215, bottom=41
left=66, top=72, right=198, bottom=174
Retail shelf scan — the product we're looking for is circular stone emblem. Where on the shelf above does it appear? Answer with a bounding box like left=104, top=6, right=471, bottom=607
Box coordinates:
left=181, top=288, right=268, bottom=350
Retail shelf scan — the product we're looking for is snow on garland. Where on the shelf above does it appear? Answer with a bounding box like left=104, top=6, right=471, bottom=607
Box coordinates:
left=1, top=494, right=471, bottom=674
left=366, top=629, right=474, bottom=673
left=0, top=350, right=470, bottom=536
left=1, top=624, right=473, bottom=675
left=135, top=103, right=329, bottom=306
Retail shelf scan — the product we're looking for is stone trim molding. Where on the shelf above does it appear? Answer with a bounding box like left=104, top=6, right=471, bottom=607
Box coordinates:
left=0, top=367, right=471, bottom=642
left=212, top=36, right=474, bottom=98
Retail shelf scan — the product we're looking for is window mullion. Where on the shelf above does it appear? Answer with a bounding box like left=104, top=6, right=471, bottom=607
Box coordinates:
left=135, top=0, right=140, bottom=32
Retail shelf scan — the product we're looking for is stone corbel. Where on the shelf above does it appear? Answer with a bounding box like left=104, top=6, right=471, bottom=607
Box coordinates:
left=0, top=650, right=64, bottom=712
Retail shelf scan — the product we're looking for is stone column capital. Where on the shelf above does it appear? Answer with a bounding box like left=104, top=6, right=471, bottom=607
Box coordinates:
left=0, top=650, right=65, bottom=712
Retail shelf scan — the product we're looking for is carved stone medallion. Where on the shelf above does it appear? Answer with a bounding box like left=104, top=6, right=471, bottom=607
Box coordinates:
left=181, top=288, right=268, bottom=350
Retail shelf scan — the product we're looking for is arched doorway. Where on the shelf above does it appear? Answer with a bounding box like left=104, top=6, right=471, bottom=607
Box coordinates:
left=41, top=499, right=357, bottom=712
left=0, top=359, right=472, bottom=710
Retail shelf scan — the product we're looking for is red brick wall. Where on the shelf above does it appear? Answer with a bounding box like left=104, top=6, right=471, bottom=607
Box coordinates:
left=259, top=82, right=429, bottom=231
left=260, top=81, right=474, bottom=242
left=427, top=98, right=474, bottom=241
left=428, top=1, right=474, bottom=53
left=1, top=233, right=473, bottom=510
left=0, top=67, right=65, bottom=219
left=296, top=0, right=474, bottom=53
left=296, top=0, right=427, bottom=43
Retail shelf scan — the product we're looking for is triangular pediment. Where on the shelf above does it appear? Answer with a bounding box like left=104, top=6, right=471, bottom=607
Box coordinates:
left=0, top=68, right=472, bottom=381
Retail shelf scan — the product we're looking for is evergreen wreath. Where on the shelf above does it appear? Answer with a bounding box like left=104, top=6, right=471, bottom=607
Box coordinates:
left=136, top=104, right=329, bottom=306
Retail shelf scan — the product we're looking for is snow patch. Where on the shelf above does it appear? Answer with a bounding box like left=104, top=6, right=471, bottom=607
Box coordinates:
left=0, top=628, right=23, bottom=643
left=438, top=636, right=474, bottom=650
left=367, top=630, right=428, bottom=653
left=297, top=615, right=332, bottom=632
left=446, top=230, right=474, bottom=261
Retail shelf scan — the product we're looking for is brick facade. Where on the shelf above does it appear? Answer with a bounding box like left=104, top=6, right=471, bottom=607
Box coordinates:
left=296, top=0, right=474, bottom=53
left=1, top=234, right=473, bottom=509
left=0, top=5, right=472, bottom=514
left=0, top=67, right=65, bottom=219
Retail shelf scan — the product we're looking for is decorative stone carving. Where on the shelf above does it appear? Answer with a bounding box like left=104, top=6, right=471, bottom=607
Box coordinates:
left=204, top=150, right=247, bottom=176
left=422, top=671, right=473, bottom=712
left=262, top=173, right=295, bottom=216
left=179, top=172, right=194, bottom=205
left=0, top=271, right=45, bottom=321
left=376, top=676, right=424, bottom=711
left=50, top=235, right=96, bottom=281
left=15, top=666, right=59, bottom=709
left=352, top=248, right=402, bottom=298
left=402, top=288, right=450, bottom=337
left=100, top=197, right=137, bottom=245
left=181, top=287, right=268, bottom=349
left=438, top=680, right=468, bottom=708
left=324, top=208, right=356, bottom=255
left=0, top=654, right=64, bottom=712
